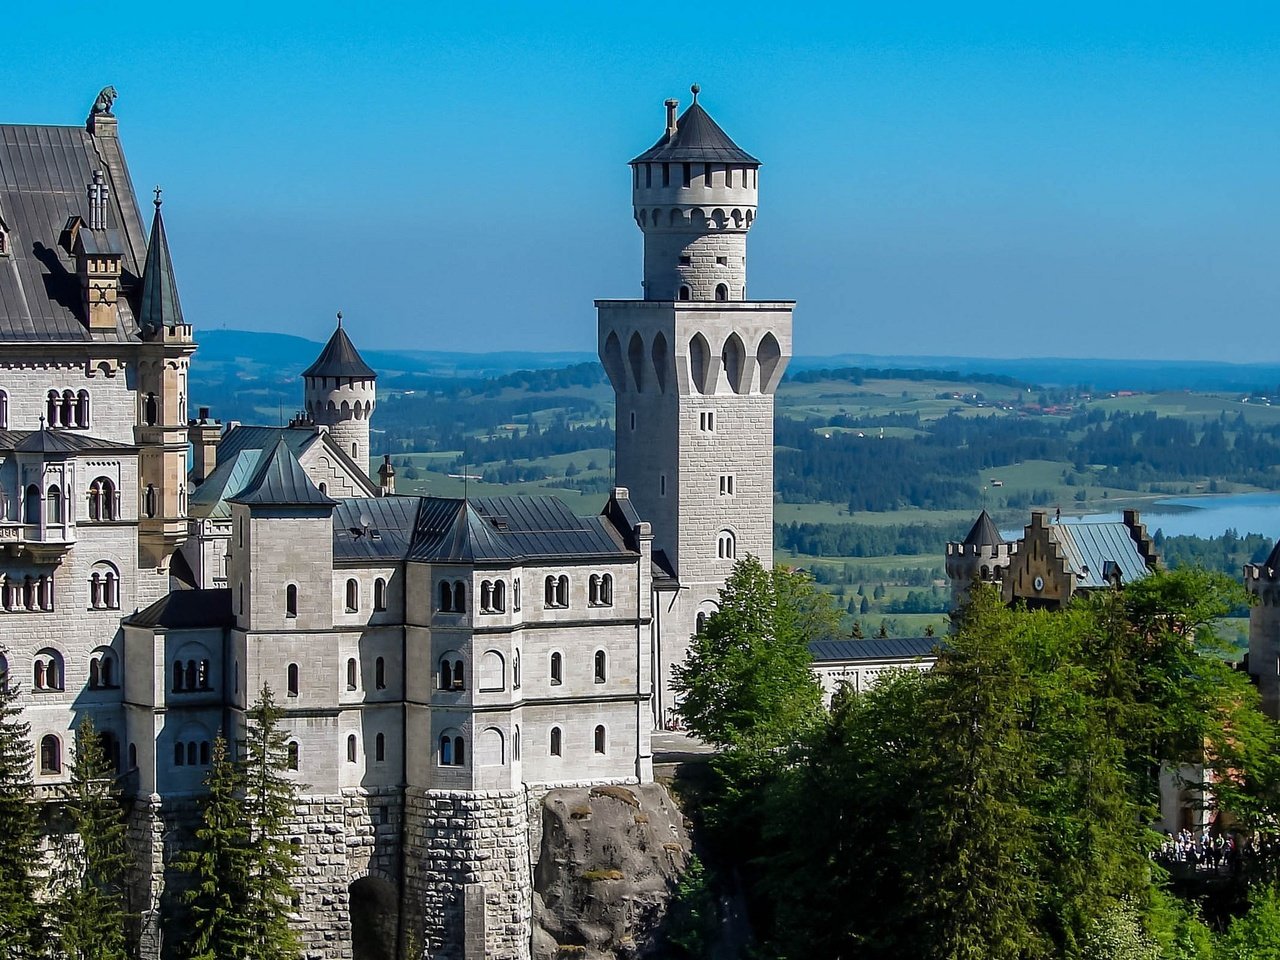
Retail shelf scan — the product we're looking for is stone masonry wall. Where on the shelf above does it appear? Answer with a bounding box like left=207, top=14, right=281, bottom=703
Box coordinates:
left=403, top=787, right=532, bottom=960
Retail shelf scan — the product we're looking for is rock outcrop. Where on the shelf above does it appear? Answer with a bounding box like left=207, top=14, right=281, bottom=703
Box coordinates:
left=532, top=783, right=691, bottom=959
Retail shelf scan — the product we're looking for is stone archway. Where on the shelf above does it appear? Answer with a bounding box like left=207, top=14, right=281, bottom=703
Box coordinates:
left=350, top=875, right=399, bottom=960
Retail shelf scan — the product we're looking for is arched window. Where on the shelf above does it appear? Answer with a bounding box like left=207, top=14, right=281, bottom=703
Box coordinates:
left=128, top=743, right=137, bottom=769
left=439, top=581, right=453, bottom=612
left=347, top=734, right=357, bottom=763
left=144, top=484, right=157, bottom=518
left=88, top=477, right=117, bottom=521
left=346, top=657, right=357, bottom=690
left=452, top=581, right=466, bottom=613
left=513, top=578, right=521, bottom=611
left=678, top=285, right=691, bottom=301
left=90, top=561, right=119, bottom=610
left=0, top=390, right=5, bottom=429
left=696, top=611, right=708, bottom=634
left=600, top=574, right=613, bottom=606
left=544, top=576, right=555, bottom=607
left=439, top=659, right=452, bottom=690
left=0, top=653, right=7, bottom=692
left=717, top=530, right=736, bottom=560
left=375, top=657, right=386, bottom=690
left=550, top=652, right=563, bottom=685
left=556, top=575, right=568, bottom=607
left=287, top=741, right=299, bottom=771
left=46, top=390, right=59, bottom=426
left=550, top=727, right=562, bottom=757
left=594, top=725, right=607, bottom=755
left=375, top=732, right=385, bottom=762
left=594, top=650, right=607, bottom=684
left=172, top=660, right=184, bottom=691
left=287, top=663, right=299, bottom=697
left=480, top=651, right=505, bottom=692
left=186, top=660, right=197, bottom=689
left=89, top=649, right=118, bottom=689
left=23, top=484, right=39, bottom=524
left=40, top=735, right=61, bottom=774
left=60, top=390, right=74, bottom=428
left=513, top=649, right=521, bottom=690
left=492, top=580, right=505, bottom=612
left=187, top=742, right=197, bottom=766
left=318, top=482, right=328, bottom=495
left=46, top=485, right=62, bottom=524
left=715, top=283, right=728, bottom=302
left=589, top=574, right=600, bottom=605
left=514, top=726, right=521, bottom=761
left=346, top=578, right=359, bottom=613
left=440, top=735, right=452, bottom=766
left=374, top=578, right=387, bottom=611
left=351, top=442, right=358, bottom=459
left=439, top=732, right=465, bottom=767
left=89, top=658, right=100, bottom=689
left=76, top=390, right=90, bottom=428
left=453, top=659, right=464, bottom=689
left=480, top=580, right=493, bottom=612
left=285, top=584, right=298, bottom=618
left=33, top=649, right=63, bottom=691
left=144, top=393, right=158, bottom=426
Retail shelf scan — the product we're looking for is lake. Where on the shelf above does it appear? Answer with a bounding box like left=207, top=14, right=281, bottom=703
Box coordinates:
left=1073, top=492, right=1280, bottom=540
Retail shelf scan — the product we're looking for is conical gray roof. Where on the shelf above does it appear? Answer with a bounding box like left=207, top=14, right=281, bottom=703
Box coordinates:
left=962, top=510, right=1004, bottom=547
left=631, top=101, right=759, bottom=165
left=1265, top=539, right=1280, bottom=571
left=228, top=439, right=336, bottom=508
left=137, top=199, right=184, bottom=330
left=302, top=324, right=376, bottom=380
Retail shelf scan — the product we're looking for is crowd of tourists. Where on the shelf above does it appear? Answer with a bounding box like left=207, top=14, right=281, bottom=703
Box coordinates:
left=1155, top=829, right=1240, bottom=874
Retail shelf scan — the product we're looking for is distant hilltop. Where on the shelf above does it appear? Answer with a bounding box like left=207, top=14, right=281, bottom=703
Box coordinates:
left=202, top=329, right=1280, bottom=394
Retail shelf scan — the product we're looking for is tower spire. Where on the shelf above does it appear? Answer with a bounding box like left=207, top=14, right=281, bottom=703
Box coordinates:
left=137, top=187, right=184, bottom=331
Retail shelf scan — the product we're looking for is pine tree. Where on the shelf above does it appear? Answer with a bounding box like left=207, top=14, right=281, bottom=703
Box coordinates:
left=174, top=735, right=251, bottom=960
left=241, top=686, right=303, bottom=960
left=0, top=655, right=45, bottom=959
left=51, top=716, right=132, bottom=960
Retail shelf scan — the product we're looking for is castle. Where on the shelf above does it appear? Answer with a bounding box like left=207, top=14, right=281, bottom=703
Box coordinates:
left=0, top=86, right=788, bottom=959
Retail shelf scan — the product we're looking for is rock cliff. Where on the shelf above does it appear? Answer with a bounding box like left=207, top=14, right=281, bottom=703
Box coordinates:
left=531, top=783, right=691, bottom=959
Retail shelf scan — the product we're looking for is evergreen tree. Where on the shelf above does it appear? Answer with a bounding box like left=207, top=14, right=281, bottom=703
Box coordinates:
left=50, top=717, right=132, bottom=960
left=174, top=735, right=251, bottom=960
left=0, top=655, right=44, bottom=959
left=241, top=687, right=303, bottom=960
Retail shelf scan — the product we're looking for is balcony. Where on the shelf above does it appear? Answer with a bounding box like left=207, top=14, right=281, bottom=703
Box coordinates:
left=0, top=521, right=75, bottom=562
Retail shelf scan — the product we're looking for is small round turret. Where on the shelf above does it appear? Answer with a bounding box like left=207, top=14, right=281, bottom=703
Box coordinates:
left=630, top=85, right=760, bottom=302
left=302, top=314, right=377, bottom=474
left=945, top=510, right=1010, bottom=610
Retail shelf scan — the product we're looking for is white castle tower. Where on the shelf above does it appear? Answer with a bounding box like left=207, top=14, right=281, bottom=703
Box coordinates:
left=302, top=314, right=377, bottom=473
left=598, top=86, right=794, bottom=724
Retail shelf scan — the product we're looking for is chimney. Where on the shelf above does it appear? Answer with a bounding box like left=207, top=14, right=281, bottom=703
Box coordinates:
left=87, top=171, right=108, bottom=230
left=664, top=99, right=679, bottom=139
left=378, top=454, right=396, bottom=497
left=187, top=407, right=223, bottom=486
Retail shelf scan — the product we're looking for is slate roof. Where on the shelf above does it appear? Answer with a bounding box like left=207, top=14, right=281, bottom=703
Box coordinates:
left=962, top=510, right=1004, bottom=547
left=1048, top=521, right=1151, bottom=589
left=228, top=439, right=336, bottom=508
left=136, top=200, right=183, bottom=330
left=632, top=101, right=760, bottom=165
left=333, top=497, right=421, bottom=561
left=0, top=427, right=134, bottom=453
left=0, top=122, right=145, bottom=341
left=1265, top=540, right=1280, bottom=571
left=302, top=324, right=376, bottom=380
left=809, top=637, right=944, bottom=663
left=191, top=424, right=375, bottom=519
left=123, top=588, right=233, bottom=629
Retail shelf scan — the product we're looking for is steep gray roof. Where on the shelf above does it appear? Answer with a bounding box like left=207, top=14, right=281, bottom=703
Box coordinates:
left=124, top=589, right=233, bottom=629
left=962, top=510, right=1004, bottom=547
left=302, top=324, right=376, bottom=380
left=1047, top=521, right=1151, bottom=589
left=228, top=439, right=336, bottom=508
left=136, top=199, right=183, bottom=330
left=631, top=101, right=760, bottom=165
left=0, top=122, right=145, bottom=341
left=0, top=427, right=134, bottom=453
left=809, top=637, right=944, bottom=663
left=1265, top=540, right=1280, bottom=571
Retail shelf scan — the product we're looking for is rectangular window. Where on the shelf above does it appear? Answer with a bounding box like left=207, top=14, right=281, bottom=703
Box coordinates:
left=699, top=411, right=716, bottom=432
left=704, top=163, right=712, bottom=185
left=726, top=166, right=734, bottom=188
left=646, top=164, right=652, bottom=188
left=660, top=474, right=666, bottom=497
left=679, top=254, right=692, bottom=266
left=716, top=256, right=728, bottom=267
left=682, top=163, right=691, bottom=188
left=719, top=475, right=735, bottom=496
left=662, top=163, right=670, bottom=188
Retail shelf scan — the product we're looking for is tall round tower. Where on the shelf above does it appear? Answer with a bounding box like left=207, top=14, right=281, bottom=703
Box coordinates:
left=630, top=84, right=760, bottom=302
left=945, top=510, right=1010, bottom=610
left=1245, top=541, right=1280, bottom=719
left=302, top=314, right=377, bottom=474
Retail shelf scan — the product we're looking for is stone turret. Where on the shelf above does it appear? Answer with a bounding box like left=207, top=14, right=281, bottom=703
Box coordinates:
left=946, top=510, right=1010, bottom=609
left=302, top=315, right=377, bottom=475
left=1245, top=540, right=1280, bottom=719
left=630, top=84, right=760, bottom=303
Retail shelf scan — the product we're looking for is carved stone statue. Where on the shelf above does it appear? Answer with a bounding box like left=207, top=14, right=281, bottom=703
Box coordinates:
left=91, top=86, right=118, bottom=117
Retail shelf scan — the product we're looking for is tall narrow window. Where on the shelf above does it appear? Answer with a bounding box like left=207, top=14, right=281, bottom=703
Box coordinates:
left=439, top=581, right=453, bottom=612
left=285, top=584, right=298, bottom=618
left=347, top=735, right=357, bottom=763
left=287, top=742, right=299, bottom=771
left=144, top=485, right=157, bottom=518
left=144, top=393, right=158, bottom=426
left=594, top=725, right=606, bottom=755
left=594, top=650, right=607, bottom=684
left=513, top=578, right=521, bottom=611
left=662, top=163, right=670, bottom=187
left=678, top=285, right=691, bottom=301
left=556, top=575, right=568, bottom=607
left=374, top=578, right=387, bottom=611
left=550, top=727, right=562, bottom=757
left=346, top=657, right=357, bottom=691
left=375, top=732, right=385, bottom=762
left=715, top=283, right=728, bottom=302
left=287, top=663, right=299, bottom=697
left=439, top=659, right=453, bottom=690
left=46, top=486, right=61, bottom=524
left=704, top=162, right=712, bottom=185
left=682, top=162, right=691, bottom=187
left=550, top=652, right=562, bottom=685
left=452, top=581, right=466, bottom=613
left=345, top=578, right=358, bottom=613
left=440, top=735, right=452, bottom=766
left=513, top=649, right=521, bottom=689
left=375, top=657, right=386, bottom=691
left=600, top=574, right=613, bottom=606
left=40, top=735, right=61, bottom=774
left=492, top=580, right=505, bottom=612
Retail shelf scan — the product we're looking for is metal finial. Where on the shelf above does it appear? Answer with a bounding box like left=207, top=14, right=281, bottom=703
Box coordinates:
left=39, top=415, right=46, bottom=430
left=690, top=83, right=700, bottom=101
left=336, top=310, right=343, bottom=328
left=153, top=186, right=163, bottom=209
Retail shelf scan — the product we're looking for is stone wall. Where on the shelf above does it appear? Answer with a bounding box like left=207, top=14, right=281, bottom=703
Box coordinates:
left=402, top=787, right=532, bottom=960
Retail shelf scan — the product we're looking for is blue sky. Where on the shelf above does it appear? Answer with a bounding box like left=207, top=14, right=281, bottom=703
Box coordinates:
left=4, top=2, right=1278, bottom=361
